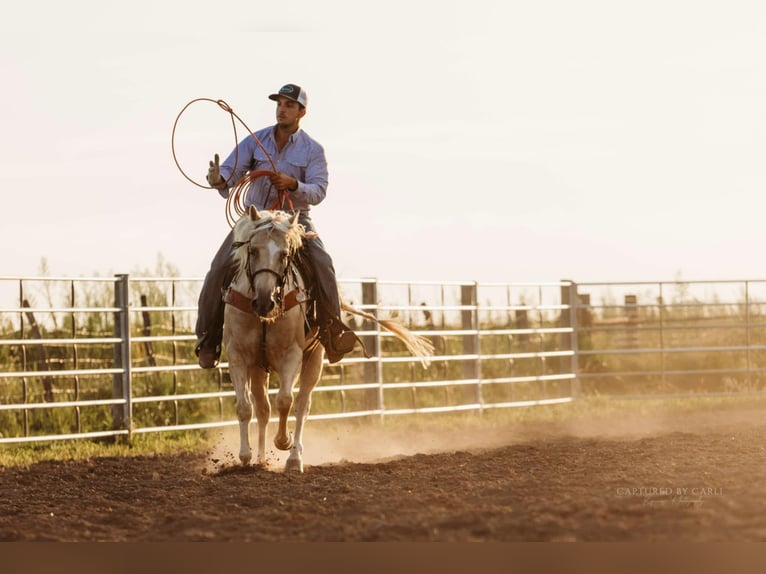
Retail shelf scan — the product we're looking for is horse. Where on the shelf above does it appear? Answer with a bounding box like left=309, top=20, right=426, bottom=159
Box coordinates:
left=223, top=206, right=433, bottom=472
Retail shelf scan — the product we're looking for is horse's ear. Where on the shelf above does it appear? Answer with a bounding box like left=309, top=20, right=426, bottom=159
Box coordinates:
left=249, top=206, right=261, bottom=221
left=290, top=210, right=301, bottom=226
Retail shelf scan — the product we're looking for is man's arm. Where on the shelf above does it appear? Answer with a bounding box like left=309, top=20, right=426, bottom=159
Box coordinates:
left=211, top=138, right=257, bottom=198
left=290, top=142, right=328, bottom=206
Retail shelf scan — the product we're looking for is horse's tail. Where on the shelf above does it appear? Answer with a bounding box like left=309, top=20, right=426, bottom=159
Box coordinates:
left=341, top=301, right=434, bottom=368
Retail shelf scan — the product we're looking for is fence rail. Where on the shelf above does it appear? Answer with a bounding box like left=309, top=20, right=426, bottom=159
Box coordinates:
left=0, top=276, right=577, bottom=444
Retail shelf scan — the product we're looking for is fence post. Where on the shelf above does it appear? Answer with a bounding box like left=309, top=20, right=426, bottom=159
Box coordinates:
left=568, top=281, right=580, bottom=398
left=361, top=279, right=382, bottom=416
left=21, top=300, right=54, bottom=402
left=140, top=294, right=156, bottom=367
left=514, top=307, right=530, bottom=351
left=560, top=280, right=579, bottom=398
left=461, top=283, right=481, bottom=407
left=112, top=274, right=132, bottom=440
left=624, top=294, right=639, bottom=349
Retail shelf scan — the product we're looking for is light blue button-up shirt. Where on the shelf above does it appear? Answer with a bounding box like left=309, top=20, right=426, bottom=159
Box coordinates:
left=217, top=125, right=328, bottom=213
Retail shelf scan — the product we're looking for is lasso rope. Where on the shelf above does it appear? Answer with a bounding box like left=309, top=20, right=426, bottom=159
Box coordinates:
left=171, top=97, right=290, bottom=228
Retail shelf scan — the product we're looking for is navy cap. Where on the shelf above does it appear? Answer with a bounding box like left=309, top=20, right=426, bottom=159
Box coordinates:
left=268, top=84, right=308, bottom=107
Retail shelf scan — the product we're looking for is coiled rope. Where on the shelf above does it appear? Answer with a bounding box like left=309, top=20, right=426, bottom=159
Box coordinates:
left=171, top=97, right=290, bottom=228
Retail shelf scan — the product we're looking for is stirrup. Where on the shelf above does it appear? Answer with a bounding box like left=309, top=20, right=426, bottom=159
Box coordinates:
left=331, top=329, right=357, bottom=354
left=321, top=322, right=355, bottom=364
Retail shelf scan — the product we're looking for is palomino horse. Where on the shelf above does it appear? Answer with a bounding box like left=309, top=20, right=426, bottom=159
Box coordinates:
left=223, top=206, right=433, bottom=472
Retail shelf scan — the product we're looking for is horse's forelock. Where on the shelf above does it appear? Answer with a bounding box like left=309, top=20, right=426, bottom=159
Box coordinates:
left=232, top=211, right=304, bottom=265
left=283, top=222, right=305, bottom=255
left=265, top=211, right=305, bottom=255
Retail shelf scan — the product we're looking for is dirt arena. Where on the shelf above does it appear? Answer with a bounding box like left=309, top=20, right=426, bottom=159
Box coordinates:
left=1, top=400, right=764, bottom=542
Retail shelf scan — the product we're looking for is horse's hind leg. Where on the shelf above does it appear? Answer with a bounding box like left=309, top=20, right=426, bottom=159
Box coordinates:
left=286, top=346, right=324, bottom=473
left=250, top=366, right=270, bottom=464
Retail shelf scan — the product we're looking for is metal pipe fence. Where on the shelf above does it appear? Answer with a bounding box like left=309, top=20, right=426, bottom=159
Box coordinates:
left=0, top=276, right=577, bottom=444
left=573, top=279, right=766, bottom=398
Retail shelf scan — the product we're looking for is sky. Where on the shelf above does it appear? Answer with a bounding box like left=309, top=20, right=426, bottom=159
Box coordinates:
left=1, top=0, right=764, bottom=284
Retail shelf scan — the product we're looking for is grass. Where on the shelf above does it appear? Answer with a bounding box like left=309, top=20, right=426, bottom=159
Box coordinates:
left=0, top=431, right=209, bottom=468
left=2, top=393, right=763, bottom=469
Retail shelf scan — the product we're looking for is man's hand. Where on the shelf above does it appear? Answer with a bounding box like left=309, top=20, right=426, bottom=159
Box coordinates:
left=206, top=154, right=223, bottom=187
left=269, top=172, right=298, bottom=192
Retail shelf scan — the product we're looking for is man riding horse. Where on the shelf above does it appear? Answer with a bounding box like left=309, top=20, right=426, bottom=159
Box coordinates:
left=195, top=83, right=357, bottom=368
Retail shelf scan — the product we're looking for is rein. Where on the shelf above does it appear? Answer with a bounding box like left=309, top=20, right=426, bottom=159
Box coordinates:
left=227, top=170, right=295, bottom=229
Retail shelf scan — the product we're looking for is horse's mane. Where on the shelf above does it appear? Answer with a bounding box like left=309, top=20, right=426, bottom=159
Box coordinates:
left=231, top=210, right=306, bottom=277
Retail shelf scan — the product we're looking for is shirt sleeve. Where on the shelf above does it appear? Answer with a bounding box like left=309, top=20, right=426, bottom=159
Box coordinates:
left=216, top=137, right=256, bottom=199
left=291, top=141, right=328, bottom=206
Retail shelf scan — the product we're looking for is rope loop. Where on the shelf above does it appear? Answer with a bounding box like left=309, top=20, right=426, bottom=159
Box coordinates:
left=215, top=99, right=233, bottom=113
left=171, top=97, right=279, bottom=228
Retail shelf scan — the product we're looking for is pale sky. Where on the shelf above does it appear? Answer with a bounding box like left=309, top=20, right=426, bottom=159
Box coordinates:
left=1, top=0, right=764, bottom=284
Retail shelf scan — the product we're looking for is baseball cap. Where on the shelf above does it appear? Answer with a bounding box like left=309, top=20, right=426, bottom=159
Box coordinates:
left=268, top=84, right=308, bottom=107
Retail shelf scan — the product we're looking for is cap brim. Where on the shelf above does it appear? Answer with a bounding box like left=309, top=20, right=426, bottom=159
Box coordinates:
left=269, top=93, right=299, bottom=103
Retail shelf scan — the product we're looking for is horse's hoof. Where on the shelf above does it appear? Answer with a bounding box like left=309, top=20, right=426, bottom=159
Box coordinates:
left=285, top=457, right=303, bottom=473
left=274, top=434, right=294, bottom=451
left=240, top=453, right=252, bottom=466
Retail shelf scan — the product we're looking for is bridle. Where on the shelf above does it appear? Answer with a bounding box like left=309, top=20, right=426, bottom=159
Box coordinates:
left=232, top=227, right=293, bottom=318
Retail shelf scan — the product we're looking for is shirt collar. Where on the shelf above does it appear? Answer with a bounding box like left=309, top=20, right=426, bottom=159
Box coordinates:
left=271, top=126, right=302, bottom=144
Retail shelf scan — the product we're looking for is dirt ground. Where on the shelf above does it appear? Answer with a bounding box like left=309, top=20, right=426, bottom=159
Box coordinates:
left=1, top=403, right=765, bottom=542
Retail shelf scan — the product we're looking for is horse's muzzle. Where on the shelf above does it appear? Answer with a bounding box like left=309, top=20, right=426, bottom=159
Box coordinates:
left=251, top=297, right=276, bottom=319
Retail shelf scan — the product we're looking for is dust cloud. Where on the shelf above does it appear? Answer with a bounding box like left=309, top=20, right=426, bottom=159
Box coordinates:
left=203, top=401, right=766, bottom=473
left=204, top=417, right=528, bottom=473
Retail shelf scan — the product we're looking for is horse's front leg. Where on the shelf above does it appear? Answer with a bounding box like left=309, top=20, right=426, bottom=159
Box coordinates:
left=273, top=346, right=303, bottom=455
left=229, top=353, right=253, bottom=466
left=249, top=365, right=270, bottom=464
left=286, top=345, right=325, bottom=473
